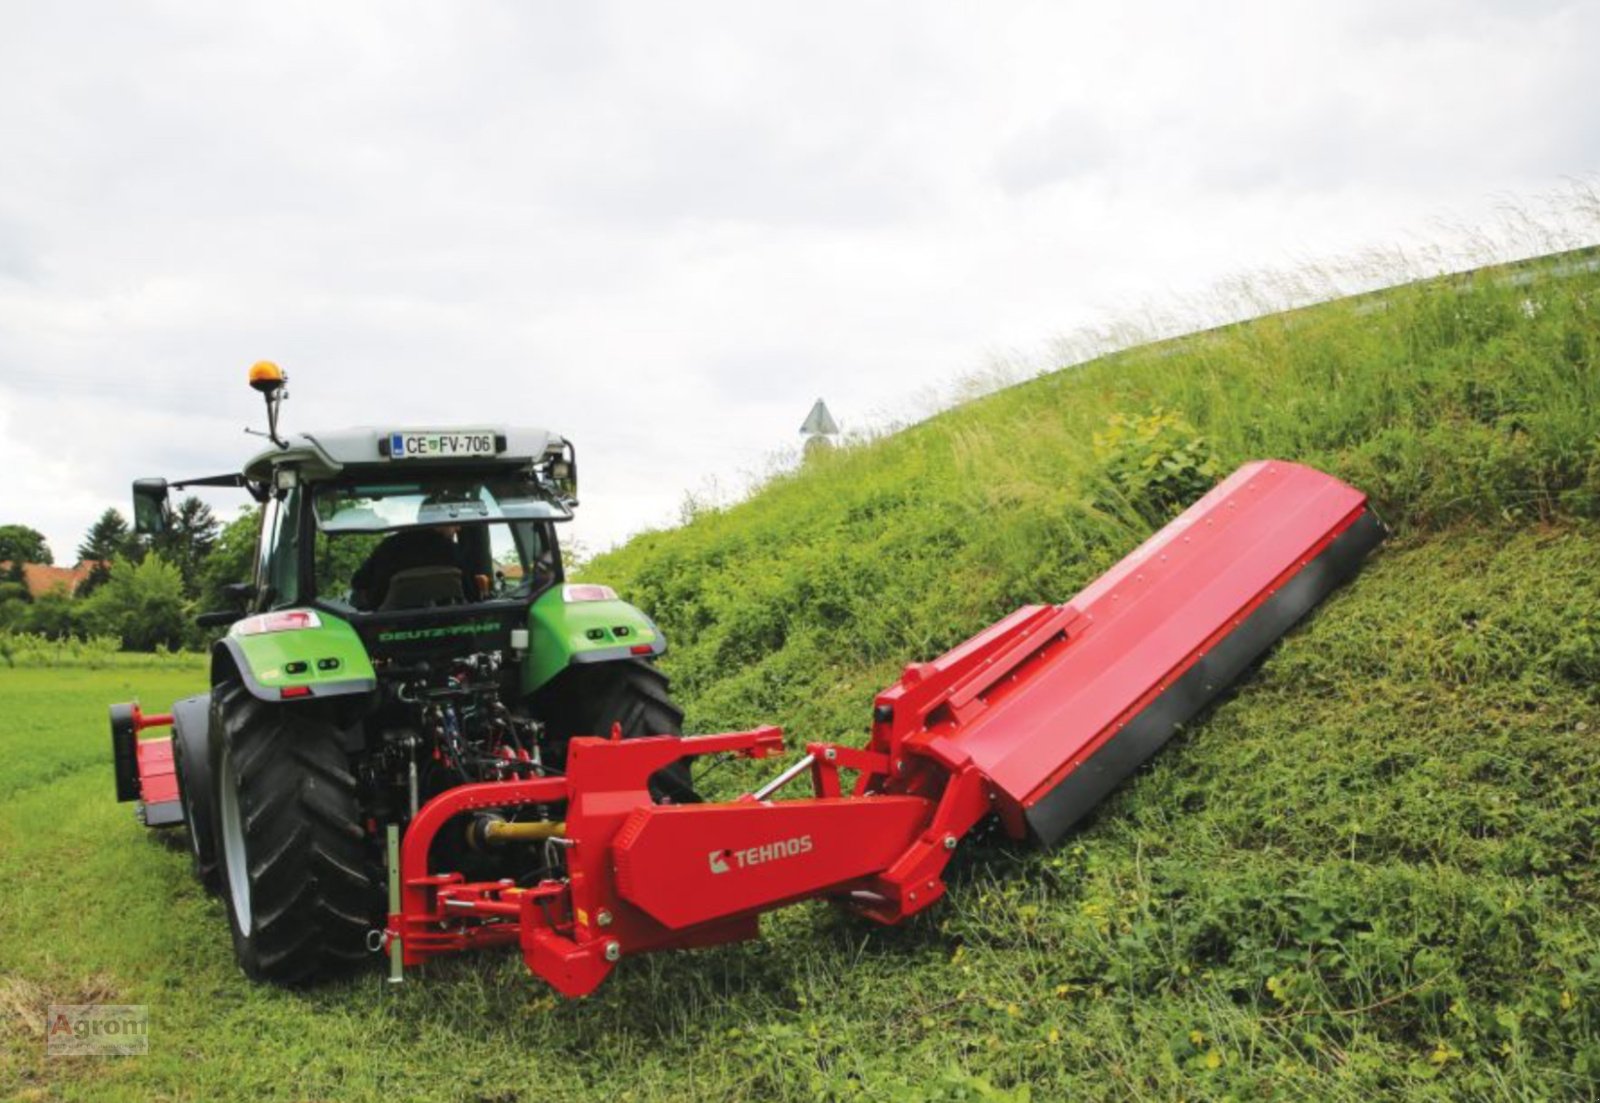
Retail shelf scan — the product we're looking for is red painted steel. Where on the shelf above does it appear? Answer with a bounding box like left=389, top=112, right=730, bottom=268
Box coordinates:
left=134, top=737, right=180, bottom=806
left=348, top=461, right=1382, bottom=994
left=866, top=460, right=1368, bottom=824
left=126, top=705, right=181, bottom=816
left=387, top=729, right=986, bottom=994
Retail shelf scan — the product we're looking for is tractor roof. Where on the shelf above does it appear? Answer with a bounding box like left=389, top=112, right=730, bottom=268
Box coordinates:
left=243, top=426, right=560, bottom=483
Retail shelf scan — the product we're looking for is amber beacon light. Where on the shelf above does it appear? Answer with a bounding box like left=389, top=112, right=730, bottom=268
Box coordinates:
left=247, top=360, right=290, bottom=446
left=248, top=360, right=286, bottom=394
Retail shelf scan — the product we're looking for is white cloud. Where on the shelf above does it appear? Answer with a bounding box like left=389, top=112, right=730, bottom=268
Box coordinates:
left=0, top=0, right=1595, bottom=562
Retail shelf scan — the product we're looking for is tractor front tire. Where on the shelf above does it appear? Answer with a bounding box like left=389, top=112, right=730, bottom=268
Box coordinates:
left=208, top=683, right=380, bottom=985
left=539, top=659, right=698, bottom=803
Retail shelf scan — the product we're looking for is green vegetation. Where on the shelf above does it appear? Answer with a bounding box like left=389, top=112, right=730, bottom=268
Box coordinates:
left=0, top=499, right=250, bottom=653
left=2, top=251, right=1598, bottom=1099
left=0, top=632, right=200, bottom=671
left=596, top=250, right=1600, bottom=754
left=0, top=526, right=53, bottom=568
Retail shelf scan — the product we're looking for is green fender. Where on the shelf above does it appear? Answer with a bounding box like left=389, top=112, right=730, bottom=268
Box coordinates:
left=212, top=610, right=377, bottom=701
left=523, top=586, right=666, bottom=693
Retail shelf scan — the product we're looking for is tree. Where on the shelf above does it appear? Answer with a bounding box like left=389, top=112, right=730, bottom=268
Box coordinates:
left=198, top=506, right=260, bottom=613
left=75, top=508, right=131, bottom=597
left=151, top=496, right=221, bottom=599
left=82, top=555, right=189, bottom=651
left=0, top=525, right=52, bottom=570
left=0, top=583, right=29, bottom=623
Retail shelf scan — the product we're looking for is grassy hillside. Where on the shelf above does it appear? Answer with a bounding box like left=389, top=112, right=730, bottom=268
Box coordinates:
left=581, top=247, right=1600, bottom=1097
left=2, top=251, right=1598, bottom=1101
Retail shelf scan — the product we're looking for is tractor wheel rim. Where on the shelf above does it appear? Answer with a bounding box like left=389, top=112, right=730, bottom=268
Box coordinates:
left=218, top=741, right=252, bottom=931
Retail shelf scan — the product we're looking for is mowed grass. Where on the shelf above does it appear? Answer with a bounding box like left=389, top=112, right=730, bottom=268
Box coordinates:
left=1, top=527, right=1598, bottom=1100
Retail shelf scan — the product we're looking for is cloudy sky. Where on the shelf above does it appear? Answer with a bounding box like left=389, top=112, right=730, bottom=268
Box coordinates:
left=1, top=1, right=1596, bottom=562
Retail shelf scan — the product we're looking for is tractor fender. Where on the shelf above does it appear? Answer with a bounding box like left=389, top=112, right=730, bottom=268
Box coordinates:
left=170, top=691, right=212, bottom=824
left=171, top=693, right=210, bottom=747
left=211, top=610, right=377, bottom=703
left=523, top=586, right=667, bottom=693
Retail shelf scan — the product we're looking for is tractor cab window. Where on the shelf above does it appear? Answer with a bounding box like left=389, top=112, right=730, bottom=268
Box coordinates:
left=311, top=474, right=571, bottom=531
left=251, top=496, right=277, bottom=606
left=308, top=476, right=563, bottom=611
left=252, top=491, right=303, bottom=609
left=267, top=488, right=302, bottom=607
left=311, top=520, right=550, bottom=612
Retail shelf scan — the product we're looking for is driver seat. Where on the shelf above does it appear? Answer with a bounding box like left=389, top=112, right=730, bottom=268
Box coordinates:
left=379, top=566, right=467, bottom=611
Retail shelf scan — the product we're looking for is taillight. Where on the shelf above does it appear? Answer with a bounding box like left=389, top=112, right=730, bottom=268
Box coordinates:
left=235, top=610, right=322, bottom=636
left=562, top=584, right=617, bottom=603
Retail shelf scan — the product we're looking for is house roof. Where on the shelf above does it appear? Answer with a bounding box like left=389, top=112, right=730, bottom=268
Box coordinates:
left=0, top=561, right=107, bottom=598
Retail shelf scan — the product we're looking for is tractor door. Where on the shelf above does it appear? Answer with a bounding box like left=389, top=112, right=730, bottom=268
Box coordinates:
left=250, top=485, right=305, bottom=610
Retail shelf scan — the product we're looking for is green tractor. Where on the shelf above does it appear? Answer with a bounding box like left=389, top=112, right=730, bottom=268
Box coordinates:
left=111, top=362, right=693, bottom=983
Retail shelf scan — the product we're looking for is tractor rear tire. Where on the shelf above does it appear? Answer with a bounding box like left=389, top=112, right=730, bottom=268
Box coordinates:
left=170, top=695, right=219, bottom=894
left=539, top=659, right=699, bottom=803
left=208, top=683, right=381, bottom=985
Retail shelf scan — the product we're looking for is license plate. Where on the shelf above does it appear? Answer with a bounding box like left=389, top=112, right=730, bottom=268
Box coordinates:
left=389, top=431, right=498, bottom=459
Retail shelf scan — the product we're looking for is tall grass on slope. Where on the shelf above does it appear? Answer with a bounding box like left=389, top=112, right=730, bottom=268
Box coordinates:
left=573, top=250, right=1600, bottom=1095
left=590, top=250, right=1600, bottom=747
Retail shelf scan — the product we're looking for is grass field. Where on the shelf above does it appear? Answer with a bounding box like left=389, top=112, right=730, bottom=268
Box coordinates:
left=4, top=249, right=1600, bottom=1100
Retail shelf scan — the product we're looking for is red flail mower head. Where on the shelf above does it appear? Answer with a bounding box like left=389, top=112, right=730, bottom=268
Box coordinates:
left=382, top=461, right=1384, bottom=996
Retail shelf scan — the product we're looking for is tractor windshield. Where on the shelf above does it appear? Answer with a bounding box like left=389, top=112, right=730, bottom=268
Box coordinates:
left=308, top=477, right=562, bottom=612
left=311, top=474, right=571, bottom=532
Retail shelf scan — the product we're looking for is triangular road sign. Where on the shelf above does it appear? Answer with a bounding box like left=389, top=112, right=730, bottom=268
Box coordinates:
left=799, top=399, right=839, bottom=436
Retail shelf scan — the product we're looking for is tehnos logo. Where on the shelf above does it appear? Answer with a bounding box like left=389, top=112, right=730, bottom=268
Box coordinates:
left=708, top=835, right=814, bottom=875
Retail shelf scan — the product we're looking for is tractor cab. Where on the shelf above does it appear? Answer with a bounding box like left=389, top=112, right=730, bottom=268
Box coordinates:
left=135, top=411, right=583, bottom=664
left=235, top=428, right=578, bottom=664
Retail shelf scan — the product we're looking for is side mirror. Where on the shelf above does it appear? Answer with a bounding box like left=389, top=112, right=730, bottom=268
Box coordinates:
left=553, top=460, right=577, bottom=504
left=132, top=478, right=170, bottom=535
left=545, top=440, right=578, bottom=505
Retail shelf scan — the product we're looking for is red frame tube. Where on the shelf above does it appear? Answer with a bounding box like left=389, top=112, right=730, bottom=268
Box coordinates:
left=387, top=727, right=992, bottom=995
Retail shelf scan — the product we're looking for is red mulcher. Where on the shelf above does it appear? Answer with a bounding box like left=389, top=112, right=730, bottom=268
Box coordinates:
left=386, top=460, right=1384, bottom=995
left=115, top=458, right=1382, bottom=996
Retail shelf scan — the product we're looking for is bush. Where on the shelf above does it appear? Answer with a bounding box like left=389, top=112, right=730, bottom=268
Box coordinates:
left=81, top=555, right=191, bottom=652
left=1091, top=409, right=1222, bottom=524
left=16, top=585, right=85, bottom=640
left=0, top=630, right=198, bottom=668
